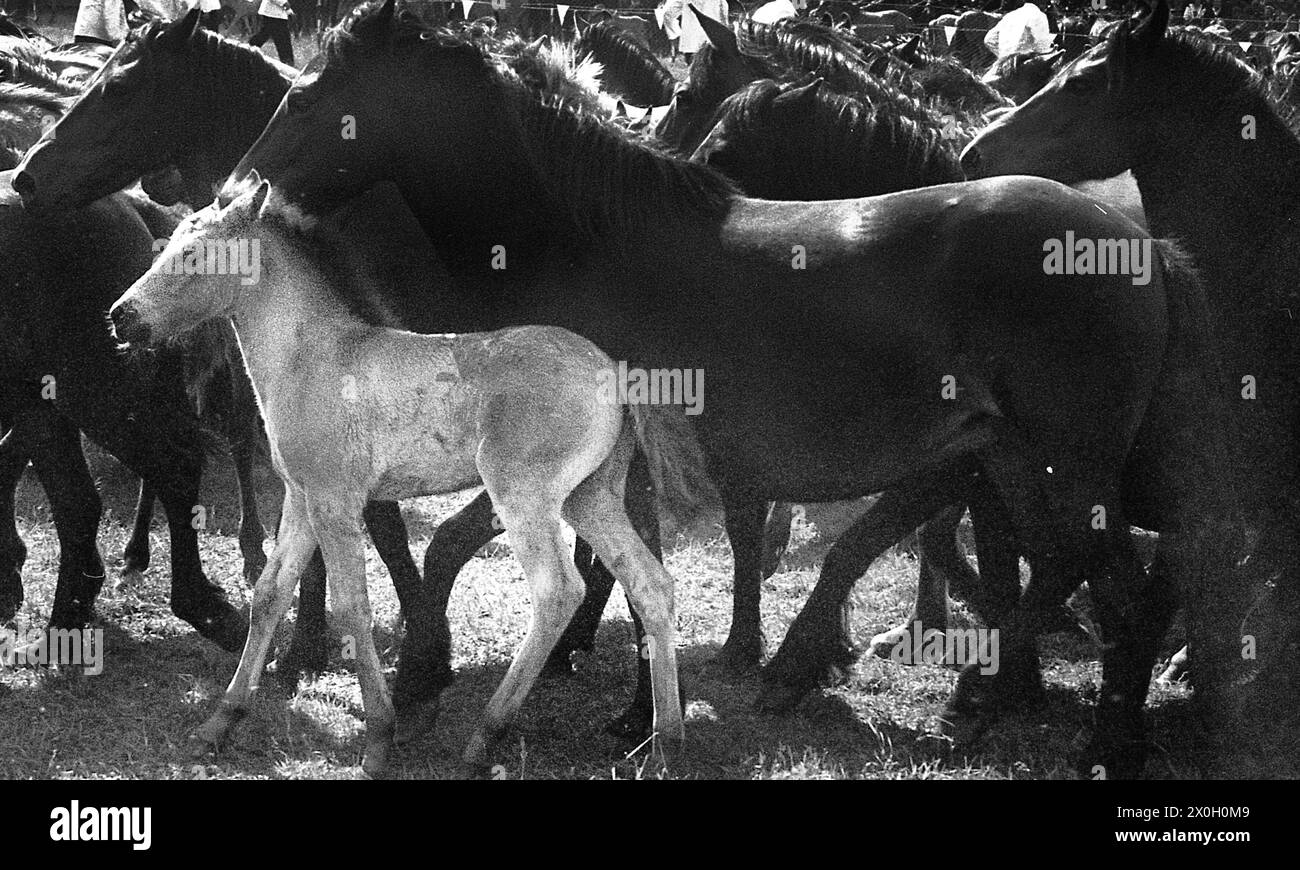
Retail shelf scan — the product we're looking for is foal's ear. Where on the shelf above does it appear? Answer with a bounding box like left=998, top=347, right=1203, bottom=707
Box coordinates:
left=249, top=179, right=272, bottom=218
left=691, top=5, right=740, bottom=58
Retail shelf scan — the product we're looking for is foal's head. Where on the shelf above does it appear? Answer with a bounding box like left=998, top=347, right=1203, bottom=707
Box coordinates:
left=110, top=178, right=290, bottom=345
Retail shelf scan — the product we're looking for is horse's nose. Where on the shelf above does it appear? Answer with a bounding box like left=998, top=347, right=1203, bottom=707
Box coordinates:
left=960, top=145, right=982, bottom=178
left=10, top=170, right=36, bottom=202
left=110, top=302, right=150, bottom=346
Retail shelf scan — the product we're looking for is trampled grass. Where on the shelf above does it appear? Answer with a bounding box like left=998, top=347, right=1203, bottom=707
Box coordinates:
left=0, top=441, right=1223, bottom=780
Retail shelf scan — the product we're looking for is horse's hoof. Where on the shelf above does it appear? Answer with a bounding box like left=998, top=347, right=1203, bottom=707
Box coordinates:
left=394, top=698, right=441, bottom=746
left=753, top=681, right=809, bottom=714
left=1157, top=645, right=1190, bottom=684
left=112, top=568, right=145, bottom=594
left=0, top=587, right=21, bottom=623
left=867, top=624, right=912, bottom=661
left=192, top=605, right=248, bottom=655
left=705, top=636, right=764, bottom=677
left=541, top=648, right=579, bottom=679
left=935, top=704, right=995, bottom=749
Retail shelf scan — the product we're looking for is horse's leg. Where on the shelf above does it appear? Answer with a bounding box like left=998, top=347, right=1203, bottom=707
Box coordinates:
left=761, top=502, right=794, bottom=578
left=27, top=414, right=105, bottom=631
left=757, top=467, right=973, bottom=712
left=0, top=420, right=32, bottom=621
left=866, top=506, right=966, bottom=658
left=277, top=547, right=329, bottom=677
left=394, top=490, right=496, bottom=746
left=463, top=501, right=585, bottom=771
left=314, top=495, right=396, bottom=777
left=118, top=479, right=154, bottom=589
left=546, top=448, right=658, bottom=674
left=193, top=488, right=318, bottom=754
left=362, top=498, right=445, bottom=745
left=599, top=450, right=669, bottom=742
left=231, top=430, right=269, bottom=586
left=564, top=443, right=684, bottom=755
left=711, top=496, right=772, bottom=674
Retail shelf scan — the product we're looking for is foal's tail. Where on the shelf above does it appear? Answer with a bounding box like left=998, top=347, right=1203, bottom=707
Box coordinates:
left=628, top=404, right=720, bottom=525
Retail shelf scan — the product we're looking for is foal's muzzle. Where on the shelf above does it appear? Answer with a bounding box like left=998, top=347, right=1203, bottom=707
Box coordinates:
left=109, top=302, right=151, bottom=346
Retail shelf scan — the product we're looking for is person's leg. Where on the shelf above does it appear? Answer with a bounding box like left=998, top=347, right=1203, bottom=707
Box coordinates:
left=248, top=15, right=271, bottom=48
left=272, top=18, right=295, bottom=65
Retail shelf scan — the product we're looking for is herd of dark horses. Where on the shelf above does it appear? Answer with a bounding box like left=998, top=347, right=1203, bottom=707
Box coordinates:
left=0, top=0, right=1297, bottom=778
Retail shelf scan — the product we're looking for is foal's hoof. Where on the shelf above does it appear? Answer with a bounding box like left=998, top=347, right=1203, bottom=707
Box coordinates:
left=462, top=730, right=492, bottom=773
left=362, top=735, right=395, bottom=779
left=394, top=698, right=441, bottom=746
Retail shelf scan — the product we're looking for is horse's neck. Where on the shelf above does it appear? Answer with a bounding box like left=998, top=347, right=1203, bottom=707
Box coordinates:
left=1132, top=96, right=1300, bottom=294
left=227, top=231, right=353, bottom=396
left=175, top=49, right=291, bottom=201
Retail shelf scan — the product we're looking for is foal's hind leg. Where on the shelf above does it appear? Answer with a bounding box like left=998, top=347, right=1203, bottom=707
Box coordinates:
left=462, top=505, right=585, bottom=771
left=193, top=488, right=317, bottom=754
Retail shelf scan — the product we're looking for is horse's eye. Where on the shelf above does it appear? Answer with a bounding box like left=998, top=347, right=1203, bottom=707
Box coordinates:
left=674, top=90, right=694, bottom=106
left=285, top=89, right=314, bottom=114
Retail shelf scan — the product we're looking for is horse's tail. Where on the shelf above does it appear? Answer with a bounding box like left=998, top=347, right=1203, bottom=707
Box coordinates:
left=627, top=403, right=719, bottom=525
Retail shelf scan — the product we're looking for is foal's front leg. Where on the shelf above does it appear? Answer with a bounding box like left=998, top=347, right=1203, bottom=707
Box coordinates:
left=192, top=489, right=317, bottom=755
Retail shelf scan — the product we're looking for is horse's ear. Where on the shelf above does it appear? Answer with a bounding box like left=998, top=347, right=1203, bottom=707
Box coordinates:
left=777, top=77, right=823, bottom=108
left=249, top=178, right=271, bottom=218
left=157, top=8, right=201, bottom=51
left=898, top=34, right=922, bottom=64
left=376, top=0, right=397, bottom=29
left=1131, top=0, right=1169, bottom=51
left=690, top=5, right=739, bottom=58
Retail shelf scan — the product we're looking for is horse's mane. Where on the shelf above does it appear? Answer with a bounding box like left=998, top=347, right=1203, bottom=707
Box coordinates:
left=711, top=78, right=963, bottom=195
left=327, top=1, right=738, bottom=247
left=1151, top=28, right=1300, bottom=135
left=0, top=36, right=77, bottom=96
left=119, top=17, right=292, bottom=139
left=574, top=19, right=674, bottom=105
left=732, top=17, right=933, bottom=120
left=0, top=81, right=70, bottom=169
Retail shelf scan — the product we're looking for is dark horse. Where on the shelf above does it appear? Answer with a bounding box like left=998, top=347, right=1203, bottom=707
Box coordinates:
left=0, top=173, right=247, bottom=653
left=218, top=0, right=1242, bottom=776
left=14, top=12, right=801, bottom=732
left=963, top=0, right=1300, bottom=762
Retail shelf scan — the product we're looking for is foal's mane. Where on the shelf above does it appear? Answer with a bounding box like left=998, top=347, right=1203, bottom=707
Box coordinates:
left=326, top=1, right=739, bottom=248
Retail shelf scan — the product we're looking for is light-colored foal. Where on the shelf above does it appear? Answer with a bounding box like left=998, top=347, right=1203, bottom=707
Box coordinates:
left=110, top=180, right=684, bottom=776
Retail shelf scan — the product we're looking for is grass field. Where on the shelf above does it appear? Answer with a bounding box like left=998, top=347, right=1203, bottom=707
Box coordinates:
left=0, top=437, right=1225, bottom=780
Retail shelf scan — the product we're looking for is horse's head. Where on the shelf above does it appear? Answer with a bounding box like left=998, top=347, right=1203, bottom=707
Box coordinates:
left=961, top=1, right=1173, bottom=183
left=226, top=0, right=499, bottom=213
left=655, top=9, right=769, bottom=153
left=110, top=175, right=271, bottom=346
left=15, top=9, right=213, bottom=211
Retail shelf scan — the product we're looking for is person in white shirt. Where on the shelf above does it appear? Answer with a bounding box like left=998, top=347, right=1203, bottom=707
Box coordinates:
left=661, top=0, right=726, bottom=61
left=250, top=0, right=294, bottom=65
left=73, top=0, right=140, bottom=45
